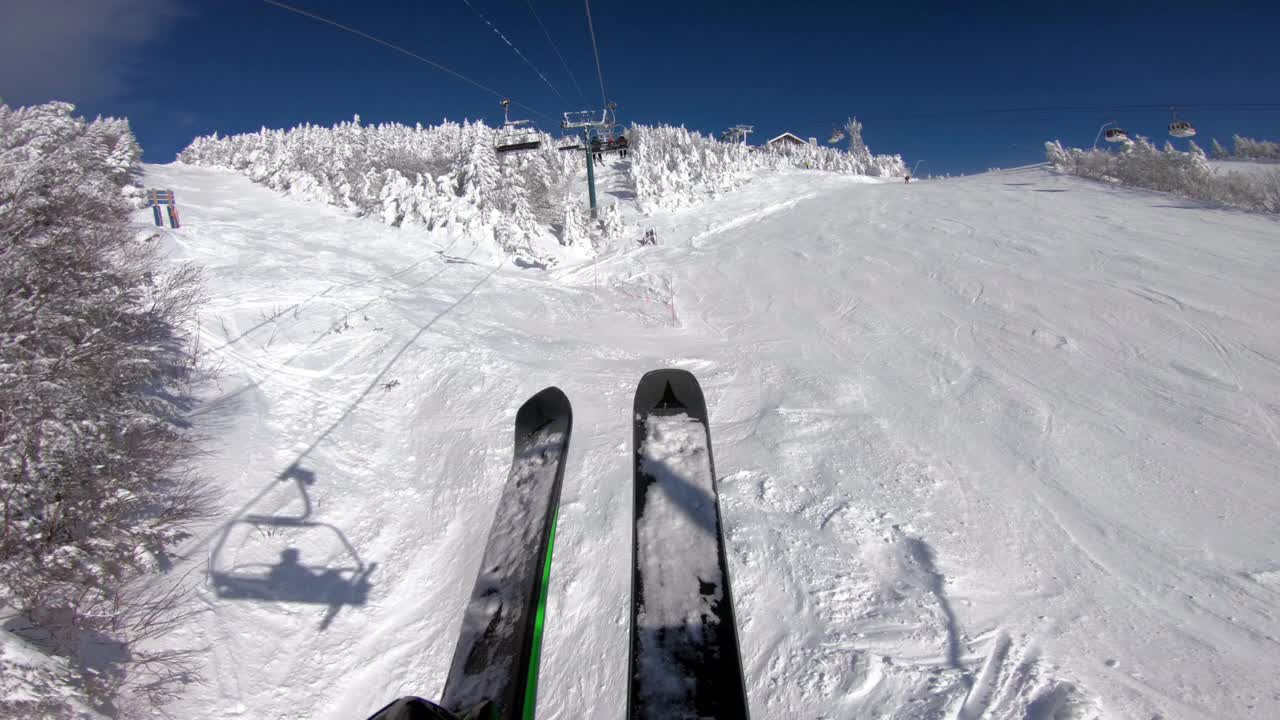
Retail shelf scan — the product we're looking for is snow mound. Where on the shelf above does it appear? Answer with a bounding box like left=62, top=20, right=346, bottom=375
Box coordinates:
left=0, top=629, right=104, bottom=719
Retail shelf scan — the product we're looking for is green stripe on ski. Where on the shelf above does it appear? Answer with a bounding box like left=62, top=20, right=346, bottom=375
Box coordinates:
left=522, top=508, right=559, bottom=720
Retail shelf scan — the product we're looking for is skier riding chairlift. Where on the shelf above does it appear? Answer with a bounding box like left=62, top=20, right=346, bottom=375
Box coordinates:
left=1104, top=127, right=1130, bottom=144
left=1168, top=120, right=1196, bottom=138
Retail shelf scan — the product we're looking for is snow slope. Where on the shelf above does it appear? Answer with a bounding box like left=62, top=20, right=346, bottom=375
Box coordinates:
left=145, top=162, right=1280, bottom=719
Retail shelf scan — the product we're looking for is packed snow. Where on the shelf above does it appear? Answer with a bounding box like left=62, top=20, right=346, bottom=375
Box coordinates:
left=142, top=159, right=1280, bottom=719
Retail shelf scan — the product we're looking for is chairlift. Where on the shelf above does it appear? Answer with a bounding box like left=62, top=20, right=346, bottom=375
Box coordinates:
left=1104, top=127, right=1130, bottom=144
left=590, top=125, right=629, bottom=155
left=495, top=99, right=542, bottom=155
left=563, top=102, right=627, bottom=156
left=721, top=125, right=754, bottom=145
left=827, top=129, right=845, bottom=144
left=1168, top=109, right=1196, bottom=138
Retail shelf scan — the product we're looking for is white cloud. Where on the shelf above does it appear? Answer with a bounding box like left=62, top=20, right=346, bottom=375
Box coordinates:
left=0, top=0, right=182, bottom=105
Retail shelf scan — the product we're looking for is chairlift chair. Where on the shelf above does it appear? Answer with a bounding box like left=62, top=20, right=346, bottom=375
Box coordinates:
left=557, top=136, right=584, bottom=152
left=590, top=125, right=628, bottom=155
left=1168, top=114, right=1196, bottom=138
left=1104, top=127, right=1130, bottom=144
left=827, top=129, right=845, bottom=144
left=495, top=99, right=543, bottom=155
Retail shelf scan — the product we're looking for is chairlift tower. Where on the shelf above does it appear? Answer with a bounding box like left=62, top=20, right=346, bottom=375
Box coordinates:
left=721, top=125, right=754, bottom=145
left=563, top=102, right=621, bottom=218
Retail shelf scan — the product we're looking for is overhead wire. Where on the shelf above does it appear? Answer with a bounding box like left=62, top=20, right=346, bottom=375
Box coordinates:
left=583, top=0, right=609, bottom=107
left=895, top=102, right=1280, bottom=121
left=525, top=0, right=588, bottom=106
left=259, top=0, right=547, bottom=119
left=461, top=0, right=567, bottom=106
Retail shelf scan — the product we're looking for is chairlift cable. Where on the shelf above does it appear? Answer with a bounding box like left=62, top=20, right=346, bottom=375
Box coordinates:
left=584, top=0, right=609, bottom=107
left=460, top=0, right=567, bottom=105
left=260, top=0, right=547, bottom=119
left=524, top=0, right=589, bottom=106
left=896, top=102, right=1280, bottom=121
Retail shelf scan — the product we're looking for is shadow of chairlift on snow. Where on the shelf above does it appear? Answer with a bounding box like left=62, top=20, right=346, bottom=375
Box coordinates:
left=209, top=463, right=376, bottom=630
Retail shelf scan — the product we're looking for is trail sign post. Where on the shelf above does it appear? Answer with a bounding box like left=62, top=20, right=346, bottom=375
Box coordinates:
left=146, top=189, right=180, bottom=228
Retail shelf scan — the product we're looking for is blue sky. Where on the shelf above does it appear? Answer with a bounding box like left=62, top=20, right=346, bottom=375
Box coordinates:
left=3, top=0, right=1278, bottom=174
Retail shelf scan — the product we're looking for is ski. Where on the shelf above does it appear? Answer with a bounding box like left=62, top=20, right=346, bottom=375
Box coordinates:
left=440, top=386, right=573, bottom=720
left=628, top=370, right=750, bottom=719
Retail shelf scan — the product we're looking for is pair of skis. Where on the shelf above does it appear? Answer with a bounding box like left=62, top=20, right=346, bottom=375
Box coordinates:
left=419, top=370, right=749, bottom=720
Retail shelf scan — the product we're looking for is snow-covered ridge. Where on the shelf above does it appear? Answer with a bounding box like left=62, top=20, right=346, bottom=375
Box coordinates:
left=626, top=124, right=904, bottom=211
left=179, top=117, right=585, bottom=266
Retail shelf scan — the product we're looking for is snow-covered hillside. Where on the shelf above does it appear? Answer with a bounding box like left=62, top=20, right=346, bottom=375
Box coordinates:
left=174, top=118, right=903, bottom=268
left=146, top=162, right=1280, bottom=719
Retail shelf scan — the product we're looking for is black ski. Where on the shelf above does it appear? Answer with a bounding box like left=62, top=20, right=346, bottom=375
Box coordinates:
left=440, top=386, right=572, bottom=720
left=628, top=370, right=750, bottom=720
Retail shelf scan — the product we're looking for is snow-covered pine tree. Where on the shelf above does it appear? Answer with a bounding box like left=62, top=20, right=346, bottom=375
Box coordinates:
left=457, top=121, right=500, bottom=208
left=598, top=201, right=625, bottom=249
left=845, top=116, right=871, bottom=168
left=560, top=200, right=589, bottom=247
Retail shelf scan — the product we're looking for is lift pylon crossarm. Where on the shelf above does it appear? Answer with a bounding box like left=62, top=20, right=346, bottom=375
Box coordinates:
left=562, top=109, right=609, bottom=129
left=720, top=125, right=754, bottom=145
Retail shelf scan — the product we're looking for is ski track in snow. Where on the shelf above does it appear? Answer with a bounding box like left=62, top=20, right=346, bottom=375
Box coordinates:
left=143, top=163, right=1280, bottom=720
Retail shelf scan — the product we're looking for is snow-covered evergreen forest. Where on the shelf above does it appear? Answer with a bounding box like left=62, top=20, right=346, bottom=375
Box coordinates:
left=1209, top=134, right=1280, bottom=160
left=177, top=117, right=905, bottom=265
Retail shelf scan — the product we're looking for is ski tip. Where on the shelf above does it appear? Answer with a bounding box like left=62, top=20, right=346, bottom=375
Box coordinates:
left=515, top=386, right=572, bottom=440
left=633, top=369, right=708, bottom=423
